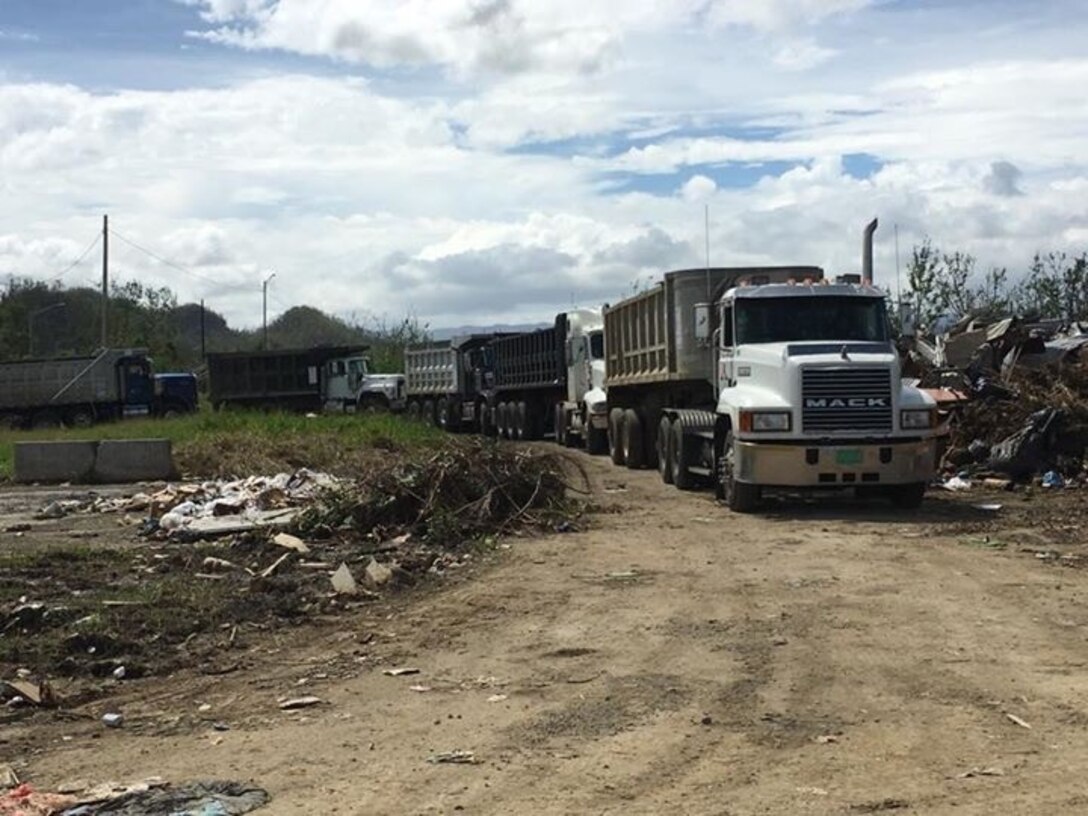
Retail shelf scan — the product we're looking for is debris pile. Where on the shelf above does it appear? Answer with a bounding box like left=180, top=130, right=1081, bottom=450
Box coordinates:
left=0, top=778, right=269, bottom=816
left=296, top=439, right=579, bottom=546
left=906, top=314, right=1088, bottom=485
left=4, top=439, right=582, bottom=685
left=940, top=360, right=1088, bottom=483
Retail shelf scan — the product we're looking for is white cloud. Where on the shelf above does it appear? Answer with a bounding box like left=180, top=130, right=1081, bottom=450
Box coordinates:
left=3, top=2, right=1088, bottom=328
left=0, top=30, right=39, bottom=43
left=772, top=38, right=837, bottom=71
left=681, top=174, right=718, bottom=202
left=703, top=0, right=871, bottom=31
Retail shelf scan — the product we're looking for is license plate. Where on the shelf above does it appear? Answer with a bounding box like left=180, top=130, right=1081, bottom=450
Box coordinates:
left=835, top=448, right=862, bottom=466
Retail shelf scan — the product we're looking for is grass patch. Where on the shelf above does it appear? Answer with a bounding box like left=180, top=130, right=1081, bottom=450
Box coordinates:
left=0, top=410, right=444, bottom=480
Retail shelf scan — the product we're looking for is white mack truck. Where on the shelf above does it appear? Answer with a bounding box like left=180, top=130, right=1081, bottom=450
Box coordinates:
left=603, top=221, right=940, bottom=511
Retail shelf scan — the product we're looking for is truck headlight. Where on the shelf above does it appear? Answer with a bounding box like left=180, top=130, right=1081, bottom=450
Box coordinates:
left=901, top=409, right=935, bottom=429
left=740, top=411, right=791, bottom=432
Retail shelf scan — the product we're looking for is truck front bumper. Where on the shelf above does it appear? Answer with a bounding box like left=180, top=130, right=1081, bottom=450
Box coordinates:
left=735, top=439, right=936, bottom=487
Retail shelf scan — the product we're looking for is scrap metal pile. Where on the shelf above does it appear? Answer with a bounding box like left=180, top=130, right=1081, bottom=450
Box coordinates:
left=905, top=315, right=1088, bottom=485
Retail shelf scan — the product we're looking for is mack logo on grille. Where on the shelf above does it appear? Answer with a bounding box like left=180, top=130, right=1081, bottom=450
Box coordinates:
left=804, top=397, right=889, bottom=409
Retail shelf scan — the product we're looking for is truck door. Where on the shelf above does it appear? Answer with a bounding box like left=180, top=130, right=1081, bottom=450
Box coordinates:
left=119, top=358, right=153, bottom=416
left=717, top=304, right=736, bottom=391
left=324, top=359, right=352, bottom=410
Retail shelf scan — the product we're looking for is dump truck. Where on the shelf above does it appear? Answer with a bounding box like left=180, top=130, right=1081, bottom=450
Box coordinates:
left=403, top=335, right=500, bottom=431
left=487, top=321, right=565, bottom=440
left=207, top=346, right=405, bottom=413
left=0, top=348, right=177, bottom=428
left=603, top=222, right=940, bottom=511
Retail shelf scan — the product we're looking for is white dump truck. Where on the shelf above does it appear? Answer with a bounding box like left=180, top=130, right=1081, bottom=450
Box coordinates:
left=207, top=346, right=405, bottom=413
left=553, top=308, right=608, bottom=453
left=603, top=222, right=940, bottom=511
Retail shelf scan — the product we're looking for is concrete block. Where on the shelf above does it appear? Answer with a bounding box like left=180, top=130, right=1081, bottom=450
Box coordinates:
left=13, top=441, right=97, bottom=484
left=93, top=439, right=176, bottom=483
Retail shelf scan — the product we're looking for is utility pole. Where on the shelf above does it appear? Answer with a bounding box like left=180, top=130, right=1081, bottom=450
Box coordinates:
left=263, top=272, right=276, bottom=351
left=101, top=214, right=109, bottom=348
left=200, top=299, right=206, bottom=359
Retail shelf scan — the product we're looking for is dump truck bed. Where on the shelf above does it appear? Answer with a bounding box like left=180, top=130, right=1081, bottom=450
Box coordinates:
left=604, top=266, right=822, bottom=388
left=0, top=349, right=135, bottom=410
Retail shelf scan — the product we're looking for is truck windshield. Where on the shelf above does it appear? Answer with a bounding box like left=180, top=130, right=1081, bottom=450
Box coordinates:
left=734, top=297, right=888, bottom=344
left=589, top=332, right=604, bottom=359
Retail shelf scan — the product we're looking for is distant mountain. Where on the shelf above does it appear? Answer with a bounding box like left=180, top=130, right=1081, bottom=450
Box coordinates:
left=431, top=322, right=549, bottom=341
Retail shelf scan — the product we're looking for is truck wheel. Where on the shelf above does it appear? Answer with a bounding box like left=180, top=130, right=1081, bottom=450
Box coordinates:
left=32, top=412, right=61, bottom=429
left=66, top=408, right=95, bottom=428
left=554, top=405, right=569, bottom=447
left=406, top=401, right=421, bottom=422
left=587, top=426, right=608, bottom=455
left=889, top=483, right=926, bottom=510
left=608, top=408, right=626, bottom=466
left=515, top=401, right=529, bottom=440
left=422, top=399, right=436, bottom=426
left=480, top=402, right=496, bottom=436
left=622, top=409, right=645, bottom=469
left=437, top=398, right=451, bottom=430
left=670, top=419, right=696, bottom=490
left=496, top=402, right=509, bottom=439
left=718, top=431, right=760, bottom=513
left=359, top=395, right=388, bottom=414
left=657, top=416, right=674, bottom=484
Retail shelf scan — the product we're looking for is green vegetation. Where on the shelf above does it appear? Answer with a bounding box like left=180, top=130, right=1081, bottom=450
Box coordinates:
left=0, top=277, right=429, bottom=372
left=0, top=409, right=444, bottom=480
left=905, top=241, right=1088, bottom=328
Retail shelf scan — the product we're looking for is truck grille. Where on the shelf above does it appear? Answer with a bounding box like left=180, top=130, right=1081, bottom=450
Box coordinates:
left=802, top=367, right=892, bottom=433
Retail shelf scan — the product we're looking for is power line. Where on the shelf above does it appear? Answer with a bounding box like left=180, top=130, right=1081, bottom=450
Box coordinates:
left=44, top=233, right=101, bottom=283
left=108, top=228, right=253, bottom=293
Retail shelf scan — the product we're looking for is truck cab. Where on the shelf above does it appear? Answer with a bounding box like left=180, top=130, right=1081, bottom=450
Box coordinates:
left=557, top=309, right=609, bottom=452
left=153, top=372, right=199, bottom=416
left=703, top=281, right=938, bottom=510
left=324, top=354, right=406, bottom=413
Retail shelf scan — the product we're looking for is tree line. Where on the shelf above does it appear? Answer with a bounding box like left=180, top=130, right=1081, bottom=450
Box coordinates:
left=0, top=276, right=428, bottom=373
left=905, top=240, right=1088, bottom=330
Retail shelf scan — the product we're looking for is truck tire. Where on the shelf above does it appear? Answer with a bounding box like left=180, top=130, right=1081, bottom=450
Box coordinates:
left=406, top=400, right=421, bottom=422
left=587, top=425, right=608, bottom=455
left=66, top=407, right=95, bottom=428
left=554, top=404, right=570, bottom=447
left=358, top=395, right=389, bottom=414
left=437, top=398, right=451, bottom=431
left=515, top=401, right=529, bottom=440
left=32, top=411, right=61, bottom=429
left=718, top=431, right=760, bottom=512
left=670, top=419, right=696, bottom=490
left=657, top=416, right=674, bottom=484
left=608, top=408, right=626, bottom=466
left=622, top=409, right=645, bottom=469
left=889, top=483, right=926, bottom=510
left=422, top=399, right=436, bottom=426
left=480, top=402, right=496, bottom=437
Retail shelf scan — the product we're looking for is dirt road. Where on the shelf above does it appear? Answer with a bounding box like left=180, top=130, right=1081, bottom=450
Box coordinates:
left=11, top=454, right=1088, bottom=815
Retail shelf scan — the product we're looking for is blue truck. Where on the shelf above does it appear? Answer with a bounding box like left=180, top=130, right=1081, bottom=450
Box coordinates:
left=0, top=348, right=198, bottom=428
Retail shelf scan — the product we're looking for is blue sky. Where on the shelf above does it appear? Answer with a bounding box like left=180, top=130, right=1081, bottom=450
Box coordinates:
left=1, top=0, right=1086, bottom=327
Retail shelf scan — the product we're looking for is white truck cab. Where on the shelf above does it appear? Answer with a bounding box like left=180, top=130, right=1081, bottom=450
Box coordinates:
left=704, top=281, right=938, bottom=510
left=557, top=308, right=610, bottom=453
left=324, top=354, right=406, bottom=413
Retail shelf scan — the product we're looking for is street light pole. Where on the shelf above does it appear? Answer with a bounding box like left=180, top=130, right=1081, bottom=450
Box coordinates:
left=263, top=272, right=276, bottom=351
left=28, top=302, right=66, bottom=357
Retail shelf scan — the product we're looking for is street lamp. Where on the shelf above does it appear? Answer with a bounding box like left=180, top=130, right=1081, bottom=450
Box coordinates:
left=262, top=272, right=276, bottom=351
left=28, top=302, right=66, bottom=357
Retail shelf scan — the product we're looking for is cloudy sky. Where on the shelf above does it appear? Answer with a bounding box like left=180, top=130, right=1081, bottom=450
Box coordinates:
left=1, top=0, right=1085, bottom=329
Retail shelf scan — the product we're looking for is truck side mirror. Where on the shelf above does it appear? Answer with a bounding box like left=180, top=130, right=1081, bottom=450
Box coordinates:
left=694, top=303, right=711, bottom=344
